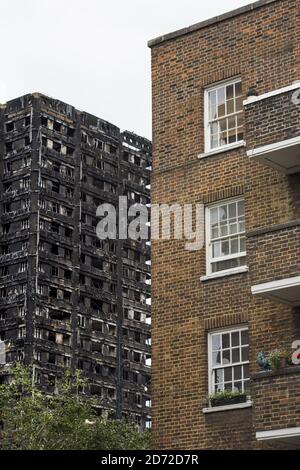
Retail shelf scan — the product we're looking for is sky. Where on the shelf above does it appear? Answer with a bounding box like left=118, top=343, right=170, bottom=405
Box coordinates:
left=0, top=0, right=252, bottom=139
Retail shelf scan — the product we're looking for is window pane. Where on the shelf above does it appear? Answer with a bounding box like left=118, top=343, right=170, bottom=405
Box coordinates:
left=212, top=334, right=221, bottom=351
left=222, top=349, right=230, bottom=365
left=215, top=368, right=224, bottom=384
left=234, top=365, right=242, bottom=380
left=219, top=205, right=228, bottom=221
left=222, top=334, right=230, bottom=348
left=236, top=96, right=243, bottom=112
left=220, top=223, right=228, bottom=237
left=241, top=346, right=249, bottom=362
left=238, top=200, right=245, bottom=216
left=224, top=367, right=232, bottom=382
left=226, top=84, right=234, bottom=100
left=232, top=348, right=240, bottom=363
left=243, top=364, right=249, bottom=379
left=209, top=90, right=217, bottom=120
left=228, top=203, right=236, bottom=219
left=231, top=331, right=240, bottom=347
left=228, top=115, right=236, bottom=130
left=210, top=133, right=218, bottom=149
left=212, top=241, right=221, bottom=258
left=210, top=207, right=219, bottom=226
left=230, top=223, right=238, bottom=235
left=221, top=240, right=229, bottom=256
left=241, top=330, right=249, bottom=345
left=213, top=351, right=221, bottom=366
left=234, top=381, right=242, bottom=392
left=240, top=236, right=246, bottom=252
left=231, top=237, right=239, bottom=254
left=217, top=88, right=226, bottom=117
left=235, top=81, right=242, bottom=97
left=227, top=99, right=234, bottom=115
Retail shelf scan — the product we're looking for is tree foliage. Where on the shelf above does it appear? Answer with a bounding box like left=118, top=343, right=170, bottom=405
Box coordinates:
left=0, top=363, right=151, bottom=450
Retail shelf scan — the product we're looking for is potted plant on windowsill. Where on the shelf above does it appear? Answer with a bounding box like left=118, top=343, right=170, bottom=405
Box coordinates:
left=267, top=349, right=293, bottom=371
left=209, top=390, right=247, bottom=408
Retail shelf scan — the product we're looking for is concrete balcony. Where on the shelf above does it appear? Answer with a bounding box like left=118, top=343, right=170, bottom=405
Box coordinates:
left=252, top=276, right=300, bottom=307
left=252, top=367, right=300, bottom=448
left=247, top=222, right=300, bottom=307
left=244, top=82, right=300, bottom=174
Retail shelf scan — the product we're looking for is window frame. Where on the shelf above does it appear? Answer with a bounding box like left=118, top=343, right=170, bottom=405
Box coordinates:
left=207, top=325, right=250, bottom=397
left=205, top=197, right=246, bottom=277
left=204, top=77, right=244, bottom=154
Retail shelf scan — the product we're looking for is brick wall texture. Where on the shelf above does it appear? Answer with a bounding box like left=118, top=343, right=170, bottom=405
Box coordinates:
left=150, top=0, right=300, bottom=449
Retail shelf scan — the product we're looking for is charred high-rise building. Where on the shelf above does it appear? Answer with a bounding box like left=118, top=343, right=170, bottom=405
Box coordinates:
left=0, top=93, right=151, bottom=428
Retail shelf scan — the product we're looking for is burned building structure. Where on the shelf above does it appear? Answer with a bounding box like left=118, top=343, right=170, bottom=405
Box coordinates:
left=0, top=93, right=151, bottom=428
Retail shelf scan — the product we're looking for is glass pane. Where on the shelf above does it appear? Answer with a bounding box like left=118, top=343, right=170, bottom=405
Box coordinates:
left=236, top=96, right=243, bottom=112
left=240, top=236, right=246, bottom=252
left=210, top=207, right=219, bottom=226
left=215, top=368, right=224, bottom=384
left=213, top=351, right=221, bottom=366
left=228, top=128, right=237, bottom=144
left=225, top=382, right=232, bottom=391
left=219, top=205, right=228, bottom=222
left=210, top=134, right=218, bottom=149
left=226, top=84, right=234, bottom=100
left=220, top=131, right=228, bottom=147
left=217, top=87, right=226, bottom=117
left=238, top=221, right=245, bottom=233
left=224, top=367, right=232, bottom=382
left=211, top=227, right=219, bottom=239
left=231, top=331, right=240, bottom=347
left=212, top=334, right=221, bottom=351
left=220, top=223, right=228, bottom=237
left=219, top=118, right=227, bottom=132
left=228, top=203, right=236, bottom=219
left=241, top=330, right=249, bottom=345
left=243, top=364, right=249, bottom=380
left=233, top=381, right=242, bottom=392
left=212, top=241, right=221, bottom=258
left=237, top=127, right=244, bottom=141
left=231, top=237, right=239, bottom=254
left=222, top=349, right=231, bottom=365
left=235, top=81, right=242, bottom=97
left=232, top=348, right=240, bottom=363
left=238, top=200, right=245, bottom=216
left=209, top=90, right=217, bottom=120
left=222, top=334, right=230, bottom=348
left=228, top=116, right=236, bottom=130
left=234, top=365, right=242, bottom=380
left=244, top=379, right=250, bottom=393
left=237, top=113, right=244, bottom=127
left=226, top=99, right=234, bottom=114
left=242, top=346, right=249, bottom=362
left=221, top=240, right=229, bottom=256
left=230, top=224, right=238, bottom=235
left=211, top=122, right=218, bottom=134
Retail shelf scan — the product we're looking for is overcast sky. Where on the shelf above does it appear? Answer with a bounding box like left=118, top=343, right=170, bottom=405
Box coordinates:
left=0, top=0, right=252, bottom=139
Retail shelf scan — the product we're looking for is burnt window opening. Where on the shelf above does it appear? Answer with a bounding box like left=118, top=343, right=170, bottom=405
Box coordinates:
left=64, top=270, right=72, bottom=280
left=51, top=244, right=59, bottom=255
left=51, top=266, right=59, bottom=277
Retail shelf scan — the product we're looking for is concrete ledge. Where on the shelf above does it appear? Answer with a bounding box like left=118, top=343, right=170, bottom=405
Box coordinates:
left=148, top=0, right=280, bottom=47
left=251, top=366, right=300, bottom=380
left=203, top=401, right=253, bottom=414
left=246, top=220, right=300, bottom=238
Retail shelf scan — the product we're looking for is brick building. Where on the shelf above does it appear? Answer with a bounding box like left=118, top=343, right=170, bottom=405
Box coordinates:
left=0, top=93, right=151, bottom=429
left=149, top=0, right=300, bottom=449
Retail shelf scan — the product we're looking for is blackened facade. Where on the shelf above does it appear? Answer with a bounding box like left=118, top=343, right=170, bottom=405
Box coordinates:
left=0, top=93, right=151, bottom=428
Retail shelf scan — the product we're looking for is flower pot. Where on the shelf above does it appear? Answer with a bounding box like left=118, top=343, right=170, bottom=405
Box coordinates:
left=210, top=394, right=247, bottom=408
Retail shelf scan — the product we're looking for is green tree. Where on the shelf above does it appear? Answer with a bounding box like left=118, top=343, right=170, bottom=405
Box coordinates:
left=0, top=363, right=151, bottom=450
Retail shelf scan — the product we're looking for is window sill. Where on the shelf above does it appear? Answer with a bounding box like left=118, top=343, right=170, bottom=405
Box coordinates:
left=198, top=141, right=245, bottom=160
left=200, top=266, right=249, bottom=282
left=203, top=401, right=253, bottom=414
